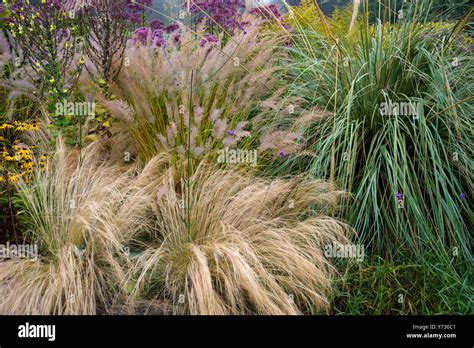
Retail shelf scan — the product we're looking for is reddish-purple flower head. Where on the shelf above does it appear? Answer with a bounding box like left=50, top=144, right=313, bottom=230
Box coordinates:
left=186, top=0, right=246, bottom=32
left=200, top=33, right=219, bottom=47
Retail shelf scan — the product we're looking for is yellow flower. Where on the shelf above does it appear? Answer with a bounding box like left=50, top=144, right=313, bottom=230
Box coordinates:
left=21, top=161, right=33, bottom=170
left=12, top=122, right=39, bottom=132
left=30, top=123, right=40, bottom=132
left=8, top=174, right=20, bottom=185
left=15, top=122, right=29, bottom=132
left=17, top=149, right=32, bottom=161
left=0, top=123, right=14, bottom=130
left=2, top=152, right=16, bottom=162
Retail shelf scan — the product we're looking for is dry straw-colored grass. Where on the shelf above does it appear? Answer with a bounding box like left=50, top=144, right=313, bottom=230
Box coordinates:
left=0, top=19, right=350, bottom=313
left=0, top=139, right=128, bottom=314
left=0, top=140, right=350, bottom=315
left=120, top=158, right=351, bottom=315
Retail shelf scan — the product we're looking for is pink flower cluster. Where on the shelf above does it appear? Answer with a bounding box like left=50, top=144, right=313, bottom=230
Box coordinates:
left=158, top=106, right=250, bottom=160
left=259, top=131, right=302, bottom=158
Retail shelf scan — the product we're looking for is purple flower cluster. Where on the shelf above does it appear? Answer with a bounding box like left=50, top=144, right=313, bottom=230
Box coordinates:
left=249, top=4, right=290, bottom=30
left=132, top=21, right=181, bottom=47
left=187, top=0, right=246, bottom=32
left=125, top=0, right=152, bottom=24
left=133, top=27, right=151, bottom=43
left=249, top=4, right=282, bottom=20
left=199, top=33, right=219, bottom=47
left=165, top=23, right=180, bottom=33
left=149, top=19, right=164, bottom=31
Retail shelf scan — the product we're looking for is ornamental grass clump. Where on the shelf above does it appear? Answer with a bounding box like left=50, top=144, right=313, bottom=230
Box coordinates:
left=119, top=157, right=350, bottom=315
left=266, top=1, right=473, bottom=260
left=0, top=139, right=127, bottom=314
left=104, top=20, right=279, bottom=167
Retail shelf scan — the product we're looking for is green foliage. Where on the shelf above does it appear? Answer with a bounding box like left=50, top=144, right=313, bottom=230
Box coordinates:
left=265, top=3, right=473, bottom=261
left=285, top=1, right=361, bottom=47
left=333, top=256, right=473, bottom=315
left=126, top=80, right=253, bottom=171
left=2, top=1, right=93, bottom=149
left=0, top=0, right=472, bottom=316
left=417, top=0, right=472, bottom=19
left=3, top=2, right=84, bottom=100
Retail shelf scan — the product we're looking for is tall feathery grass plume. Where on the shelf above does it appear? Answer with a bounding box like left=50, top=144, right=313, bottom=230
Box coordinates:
left=0, top=139, right=129, bottom=314
left=117, top=157, right=351, bottom=315
left=101, top=20, right=280, bottom=166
